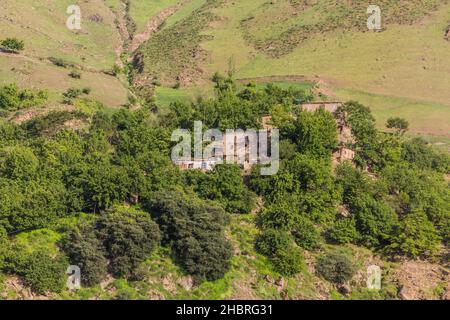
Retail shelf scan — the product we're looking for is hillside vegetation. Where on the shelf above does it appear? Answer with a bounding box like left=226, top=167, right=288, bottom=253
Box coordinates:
left=132, top=0, right=450, bottom=146
left=0, top=1, right=449, bottom=301
left=0, top=77, right=449, bottom=300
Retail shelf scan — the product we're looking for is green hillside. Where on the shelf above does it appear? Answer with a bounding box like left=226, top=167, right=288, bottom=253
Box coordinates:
left=0, top=0, right=449, bottom=301
left=133, top=0, right=450, bottom=146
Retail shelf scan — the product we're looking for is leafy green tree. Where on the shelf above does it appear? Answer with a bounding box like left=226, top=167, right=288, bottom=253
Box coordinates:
left=186, top=164, right=256, bottom=214
left=254, top=229, right=292, bottom=257
left=60, top=225, right=108, bottom=286
left=381, top=164, right=450, bottom=240
left=253, top=154, right=338, bottom=224
left=95, top=206, right=161, bottom=278
left=336, top=101, right=378, bottom=167
left=75, top=160, right=130, bottom=212
left=256, top=201, right=296, bottom=230
left=402, top=138, right=450, bottom=173
left=316, top=251, right=357, bottom=284
left=386, top=211, right=441, bottom=258
left=0, top=38, right=24, bottom=52
left=293, top=109, right=338, bottom=158
left=146, top=190, right=232, bottom=282
left=352, top=194, right=398, bottom=248
left=8, top=249, right=67, bottom=294
left=271, top=247, right=303, bottom=276
left=328, top=217, right=359, bottom=244
left=386, top=117, right=409, bottom=135
left=291, top=216, right=321, bottom=250
left=0, top=179, right=66, bottom=232
left=0, top=146, right=38, bottom=180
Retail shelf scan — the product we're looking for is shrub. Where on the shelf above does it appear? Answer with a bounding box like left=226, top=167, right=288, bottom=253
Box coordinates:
left=9, top=249, right=68, bottom=294
left=82, top=87, right=91, bottom=95
left=63, top=88, right=82, bottom=99
left=60, top=225, right=108, bottom=286
left=0, top=84, right=48, bottom=111
left=0, top=38, right=24, bottom=52
left=48, top=57, right=75, bottom=68
left=254, top=229, right=291, bottom=257
left=271, top=247, right=303, bottom=276
left=328, top=218, right=359, bottom=244
left=316, top=252, right=357, bottom=284
left=386, top=117, right=409, bottom=134
left=95, top=206, right=161, bottom=278
left=147, top=190, right=233, bottom=282
left=291, top=216, right=321, bottom=250
left=69, top=70, right=81, bottom=79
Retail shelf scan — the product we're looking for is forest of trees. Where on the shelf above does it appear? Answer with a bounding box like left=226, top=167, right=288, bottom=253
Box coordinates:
left=0, top=76, right=449, bottom=295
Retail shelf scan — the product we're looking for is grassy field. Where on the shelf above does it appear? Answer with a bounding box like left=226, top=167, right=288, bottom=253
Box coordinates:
left=0, top=0, right=121, bottom=69
left=152, top=0, right=450, bottom=138
left=0, top=0, right=131, bottom=107
left=162, top=0, right=208, bottom=29
left=128, top=0, right=180, bottom=34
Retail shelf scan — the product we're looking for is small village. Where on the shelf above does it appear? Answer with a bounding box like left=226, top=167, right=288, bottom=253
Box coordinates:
left=175, top=102, right=356, bottom=173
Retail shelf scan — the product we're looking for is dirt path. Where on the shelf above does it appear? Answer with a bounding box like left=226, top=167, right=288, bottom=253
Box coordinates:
left=105, top=1, right=131, bottom=68
left=0, top=51, right=47, bottom=65
left=128, top=0, right=192, bottom=53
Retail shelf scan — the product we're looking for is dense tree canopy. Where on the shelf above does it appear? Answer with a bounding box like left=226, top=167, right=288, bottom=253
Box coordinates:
left=0, top=78, right=448, bottom=293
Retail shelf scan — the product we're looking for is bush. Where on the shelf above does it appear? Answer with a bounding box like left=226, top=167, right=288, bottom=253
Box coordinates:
left=95, top=206, right=161, bottom=278
left=386, top=117, right=409, bottom=134
left=0, top=84, right=48, bottom=111
left=60, top=225, right=108, bottom=286
left=63, top=88, right=82, bottom=99
left=292, top=216, right=321, bottom=250
left=9, top=249, right=68, bottom=294
left=316, top=252, right=357, bottom=284
left=386, top=211, right=441, bottom=258
left=328, top=218, right=359, bottom=244
left=0, top=38, right=24, bottom=52
left=48, top=57, right=75, bottom=68
left=146, top=190, right=233, bottom=282
left=254, top=229, right=291, bottom=257
left=271, top=247, right=303, bottom=276
left=69, top=70, right=81, bottom=79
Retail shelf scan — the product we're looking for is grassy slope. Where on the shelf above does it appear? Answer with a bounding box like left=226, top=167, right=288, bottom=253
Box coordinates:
left=128, top=0, right=181, bottom=33
left=0, top=215, right=366, bottom=300
left=188, top=0, right=450, bottom=139
left=163, top=0, right=208, bottom=29
left=0, top=0, right=130, bottom=107
left=4, top=214, right=427, bottom=300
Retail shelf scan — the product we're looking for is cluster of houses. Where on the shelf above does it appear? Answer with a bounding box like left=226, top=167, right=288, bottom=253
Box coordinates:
left=175, top=102, right=355, bottom=172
